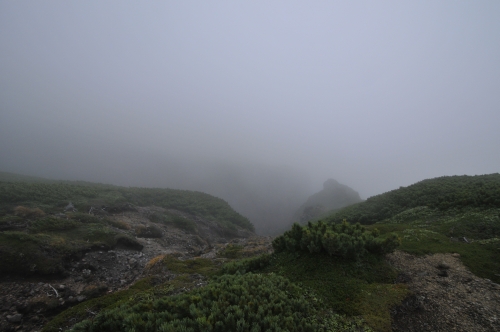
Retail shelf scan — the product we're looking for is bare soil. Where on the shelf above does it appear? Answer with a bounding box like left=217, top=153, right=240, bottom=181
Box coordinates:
left=388, top=250, right=500, bottom=332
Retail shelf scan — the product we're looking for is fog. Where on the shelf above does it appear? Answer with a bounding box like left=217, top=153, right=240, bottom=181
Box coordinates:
left=1, top=2, right=499, bottom=234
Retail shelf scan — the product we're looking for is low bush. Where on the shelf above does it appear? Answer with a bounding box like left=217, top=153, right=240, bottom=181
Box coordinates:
left=273, top=220, right=400, bottom=260
left=70, top=273, right=318, bottom=332
left=107, top=219, right=131, bottom=230
left=14, top=205, right=45, bottom=218
left=135, top=225, right=163, bottom=238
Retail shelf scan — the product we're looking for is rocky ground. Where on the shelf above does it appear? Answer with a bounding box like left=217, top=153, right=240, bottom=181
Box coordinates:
left=0, top=206, right=271, bottom=332
left=389, top=250, right=500, bottom=332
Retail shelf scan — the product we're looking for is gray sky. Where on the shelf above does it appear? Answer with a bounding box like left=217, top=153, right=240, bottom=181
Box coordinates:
left=1, top=1, right=499, bottom=201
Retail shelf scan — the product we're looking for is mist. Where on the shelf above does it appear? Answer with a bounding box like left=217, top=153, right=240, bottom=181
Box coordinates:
left=1, top=1, right=499, bottom=234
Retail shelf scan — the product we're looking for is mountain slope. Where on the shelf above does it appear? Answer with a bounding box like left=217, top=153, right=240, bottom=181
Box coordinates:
left=0, top=175, right=253, bottom=232
left=324, top=173, right=500, bottom=284
left=293, top=179, right=362, bottom=224
left=326, top=174, right=500, bottom=225
left=0, top=174, right=258, bottom=331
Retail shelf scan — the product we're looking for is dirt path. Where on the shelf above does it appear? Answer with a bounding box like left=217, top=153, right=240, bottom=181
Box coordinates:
left=388, top=250, right=500, bottom=332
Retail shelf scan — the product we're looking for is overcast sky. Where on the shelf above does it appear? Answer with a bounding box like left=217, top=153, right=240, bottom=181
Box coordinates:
left=1, top=1, right=499, bottom=200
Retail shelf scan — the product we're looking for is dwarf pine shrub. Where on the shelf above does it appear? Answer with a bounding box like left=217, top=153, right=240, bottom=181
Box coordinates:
left=71, top=273, right=318, bottom=332
left=273, top=220, right=400, bottom=260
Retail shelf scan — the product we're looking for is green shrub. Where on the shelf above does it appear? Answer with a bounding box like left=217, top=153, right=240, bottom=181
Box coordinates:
left=70, top=273, right=318, bottom=332
left=273, top=220, right=400, bottom=260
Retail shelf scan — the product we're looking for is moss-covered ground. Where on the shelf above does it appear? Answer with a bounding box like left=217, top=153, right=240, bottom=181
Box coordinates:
left=366, top=207, right=500, bottom=283
left=264, top=252, right=407, bottom=332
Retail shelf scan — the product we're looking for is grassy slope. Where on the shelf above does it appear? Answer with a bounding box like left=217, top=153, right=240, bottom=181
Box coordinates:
left=46, top=253, right=396, bottom=332
left=324, top=174, right=500, bottom=283
left=265, top=252, right=407, bottom=332
left=327, top=174, right=500, bottom=224
left=0, top=175, right=253, bottom=231
left=0, top=172, right=253, bottom=276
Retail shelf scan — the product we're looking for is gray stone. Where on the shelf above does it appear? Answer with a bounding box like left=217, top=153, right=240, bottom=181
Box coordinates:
left=437, top=262, right=451, bottom=270
left=7, top=313, right=22, bottom=323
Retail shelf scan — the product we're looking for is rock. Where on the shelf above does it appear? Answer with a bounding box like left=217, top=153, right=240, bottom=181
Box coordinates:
left=129, top=258, right=137, bottom=265
left=64, top=202, right=75, bottom=211
left=437, top=262, right=451, bottom=270
left=7, top=313, right=22, bottom=323
left=15, top=302, right=29, bottom=313
left=437, top=270, right=449, bottom=277
left=76, top=295, right=87, bottom=302
left=66, top=296, right=77, bottom=304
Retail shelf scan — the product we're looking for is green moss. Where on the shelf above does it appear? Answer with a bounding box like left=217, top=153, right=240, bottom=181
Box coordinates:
left=30, top=216, right=81, bottom=232
left=0, top=231, right=67, bottom=275
left=266, top=251, right=406, bottom=332
left=218, top=243, right=244, bottom=258
left=0, top=221, right=121, bottom=276
left=161, top=255, right=219, bottom=276
left=221, top=254, right=271, bottom=275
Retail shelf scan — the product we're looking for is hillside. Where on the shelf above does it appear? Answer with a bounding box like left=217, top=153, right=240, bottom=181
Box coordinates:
left=0, top=175, right=256, bottom=276
left=326, top=174, right=500, bottom=224
left=323, top=174, right=500, bottom=281
left=0, top=174, right=261, bottom=331
left=0, top=176, right=253, bottom=231
left=1, top=172, right=499, bottom=332
left=292, top=179, right=362, bottom=224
